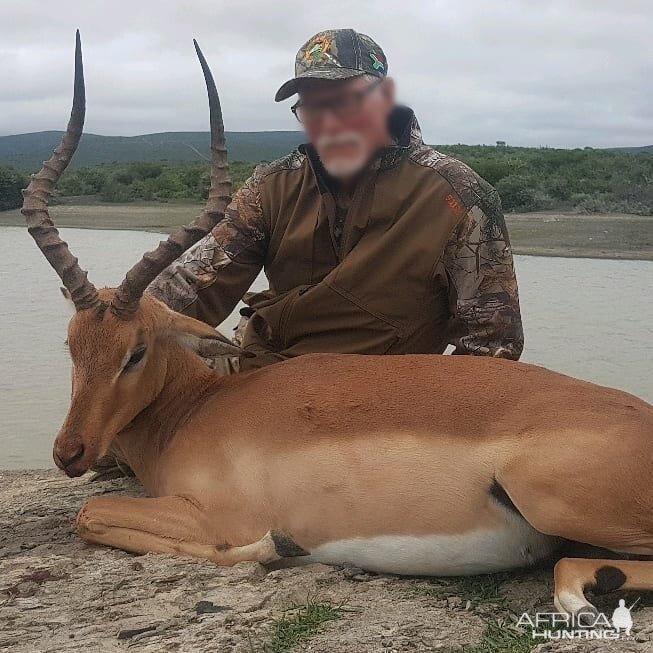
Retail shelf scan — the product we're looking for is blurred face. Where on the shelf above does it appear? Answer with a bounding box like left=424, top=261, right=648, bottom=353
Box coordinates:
left=294, top=75, right=395, bottom=179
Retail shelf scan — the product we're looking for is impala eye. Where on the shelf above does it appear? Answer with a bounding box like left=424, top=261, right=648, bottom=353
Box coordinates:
left=124, top=346, right=147, bottom=372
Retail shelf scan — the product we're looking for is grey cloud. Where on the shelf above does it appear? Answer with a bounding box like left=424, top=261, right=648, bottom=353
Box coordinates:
left=0, top=0, right=650, bottom=147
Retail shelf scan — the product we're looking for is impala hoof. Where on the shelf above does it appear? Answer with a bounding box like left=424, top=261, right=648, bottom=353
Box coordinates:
left=577, top=605, right=600, bottom=629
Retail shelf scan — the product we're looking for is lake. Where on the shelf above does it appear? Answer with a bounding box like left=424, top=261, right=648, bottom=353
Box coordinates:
left=1, top=226, right=651, bottom=470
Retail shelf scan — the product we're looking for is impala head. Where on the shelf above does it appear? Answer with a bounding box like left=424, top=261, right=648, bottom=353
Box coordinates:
left=22, top=32, right=241, bottom=477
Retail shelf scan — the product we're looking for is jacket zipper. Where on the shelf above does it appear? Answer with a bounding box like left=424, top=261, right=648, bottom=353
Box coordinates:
left=333, top=170, right=375, bottom=261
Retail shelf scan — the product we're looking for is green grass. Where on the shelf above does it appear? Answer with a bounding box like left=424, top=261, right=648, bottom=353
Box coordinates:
left=460, top=618, right=536, bottom=653
left=414, top=574, right=540, bottom=652
left=411, top=572, right=513, bottom=606
left=262, top=599, right=344, bottom=653
left=455, top=573, right=514, bottom=605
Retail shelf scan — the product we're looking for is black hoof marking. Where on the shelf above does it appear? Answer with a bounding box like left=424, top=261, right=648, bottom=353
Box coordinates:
left=270, top=530, right=310, bottom=557
left=594, top=565, right=627, bottom=594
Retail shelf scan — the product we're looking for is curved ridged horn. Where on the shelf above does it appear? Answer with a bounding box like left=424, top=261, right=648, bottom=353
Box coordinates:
left=21, top=31, right=100, bottom=312
left=110, top=40, right=232, bottom=319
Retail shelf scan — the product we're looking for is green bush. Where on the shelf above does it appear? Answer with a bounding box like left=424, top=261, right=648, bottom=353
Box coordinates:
left=545, top=177, right=572, bottom=202
left=571, top=193, right=609, bottom=214
left=36, top=145, right=653, bottom=216
left=0, top=165, right=28, bottom=211
left=495, top=175, right=542, bottom=211
left=58, top=161, right=255, bottom=205
left=438, top=145, right=653, bottom=215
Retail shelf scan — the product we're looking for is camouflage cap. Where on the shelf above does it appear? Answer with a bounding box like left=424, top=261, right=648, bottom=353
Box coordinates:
left=274, top=29, right=388, bottom=102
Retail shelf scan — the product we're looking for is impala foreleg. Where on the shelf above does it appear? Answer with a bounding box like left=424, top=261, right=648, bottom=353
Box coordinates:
left=554, top=557, right=653, bottom=619
left=76, top=496, right=308, bottom=565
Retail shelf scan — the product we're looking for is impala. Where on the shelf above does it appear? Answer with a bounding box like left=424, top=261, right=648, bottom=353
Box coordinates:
left=24, top=33, right=653, bottom=621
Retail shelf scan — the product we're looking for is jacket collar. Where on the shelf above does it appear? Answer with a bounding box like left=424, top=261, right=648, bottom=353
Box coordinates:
left=377, top=105, right=422, bottom=169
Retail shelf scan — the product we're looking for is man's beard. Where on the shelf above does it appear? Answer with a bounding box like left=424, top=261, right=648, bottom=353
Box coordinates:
left=316, top=132, right=369, bottom=178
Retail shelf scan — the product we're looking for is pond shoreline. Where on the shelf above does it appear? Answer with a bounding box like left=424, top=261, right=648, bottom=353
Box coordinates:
left=2, top=203, right=652, bottom=261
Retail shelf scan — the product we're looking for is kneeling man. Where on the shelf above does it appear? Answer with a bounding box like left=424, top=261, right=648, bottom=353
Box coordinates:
left=149, top=29, right=524, bottom=370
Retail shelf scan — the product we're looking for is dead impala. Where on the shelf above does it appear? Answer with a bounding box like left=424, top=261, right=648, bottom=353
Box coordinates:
left=24, top=33, right=653, bottom=619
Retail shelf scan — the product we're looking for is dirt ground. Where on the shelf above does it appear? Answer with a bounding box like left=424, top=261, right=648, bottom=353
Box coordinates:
left=1, top=471, right=653, bottom=652
left=1, top=203, right=652, bottom=260
left=504, top=212, right=653, bottom=260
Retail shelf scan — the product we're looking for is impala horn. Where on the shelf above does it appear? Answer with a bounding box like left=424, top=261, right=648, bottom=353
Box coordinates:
left=21, top=30, right=100, bottom=312
left=110, top=40, right=232, bottom=319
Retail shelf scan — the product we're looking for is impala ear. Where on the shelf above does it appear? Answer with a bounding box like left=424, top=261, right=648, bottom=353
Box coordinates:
left=176, top=332, right=246, bottom=358
left=160, top=306, right=247, bottom=358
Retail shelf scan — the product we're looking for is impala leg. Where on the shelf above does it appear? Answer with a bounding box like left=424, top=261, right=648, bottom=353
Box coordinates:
left=554, top=557, right=653, bottom=619
left=76, top=496, right=308, bottom=565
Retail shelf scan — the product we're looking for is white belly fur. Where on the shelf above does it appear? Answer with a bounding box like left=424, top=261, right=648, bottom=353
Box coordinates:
left=308, top=509, right=559, bottom=576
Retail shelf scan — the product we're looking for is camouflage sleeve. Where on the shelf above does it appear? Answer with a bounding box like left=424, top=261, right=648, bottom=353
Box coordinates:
left=146, top=169, right=267, bottom=327
left=442, top=190, right=524, bottom=360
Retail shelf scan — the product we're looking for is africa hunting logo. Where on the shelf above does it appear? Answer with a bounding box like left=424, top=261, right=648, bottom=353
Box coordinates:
left=517, top=598, right=639, bottom=641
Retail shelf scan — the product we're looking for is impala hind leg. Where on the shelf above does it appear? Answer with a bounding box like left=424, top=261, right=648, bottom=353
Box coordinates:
left=554, top=557, right=653, bottom=620
left=76, top=496, right=308, bottom=565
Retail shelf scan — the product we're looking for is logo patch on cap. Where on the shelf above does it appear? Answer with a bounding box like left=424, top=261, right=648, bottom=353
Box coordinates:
left=369, top=52, right=385, bottom=71
left=304, top=35, right=333, bottom=63
left=276, top=29, right=387, bottom=102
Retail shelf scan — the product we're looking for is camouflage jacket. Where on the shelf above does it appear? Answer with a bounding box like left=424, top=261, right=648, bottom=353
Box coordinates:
left=148, top=106, right=524, bottom=369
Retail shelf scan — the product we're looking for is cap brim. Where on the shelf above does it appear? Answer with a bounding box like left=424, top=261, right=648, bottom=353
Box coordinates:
left=274, top=68, right=367, bottom=102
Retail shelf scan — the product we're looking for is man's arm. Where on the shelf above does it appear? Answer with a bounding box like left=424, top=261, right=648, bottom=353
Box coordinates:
left=441, top=189, right=524, bottom=360
left=147, top=169, right=267, bottom=327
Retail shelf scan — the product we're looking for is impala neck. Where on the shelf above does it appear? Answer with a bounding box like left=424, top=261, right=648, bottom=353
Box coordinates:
left=113, top=338, right=224, bottom=486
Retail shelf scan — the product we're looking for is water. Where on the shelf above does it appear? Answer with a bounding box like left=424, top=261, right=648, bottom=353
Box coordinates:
left=1, top=226, right=651, bottom=470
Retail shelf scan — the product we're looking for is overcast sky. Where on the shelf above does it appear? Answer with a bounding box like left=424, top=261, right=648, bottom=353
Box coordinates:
left=1, top=0, right=650, bottom=147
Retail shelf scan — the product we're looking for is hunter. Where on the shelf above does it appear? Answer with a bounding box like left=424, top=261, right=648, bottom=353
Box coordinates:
left=148, top=29, right=524, bottom=371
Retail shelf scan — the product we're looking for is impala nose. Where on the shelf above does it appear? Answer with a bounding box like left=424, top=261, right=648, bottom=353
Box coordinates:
left=54, top=443, right=85, bottom=469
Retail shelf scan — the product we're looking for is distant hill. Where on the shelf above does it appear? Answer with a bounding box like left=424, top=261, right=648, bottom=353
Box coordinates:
left=611, top=145, right=653, bottom=153
left=3, top=130, right=652, bottom=171
left=0, top=131, right=305, bottom=171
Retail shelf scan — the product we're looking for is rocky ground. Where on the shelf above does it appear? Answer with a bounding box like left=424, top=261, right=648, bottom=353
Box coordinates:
left=1, top=470, right=653, bottom=652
